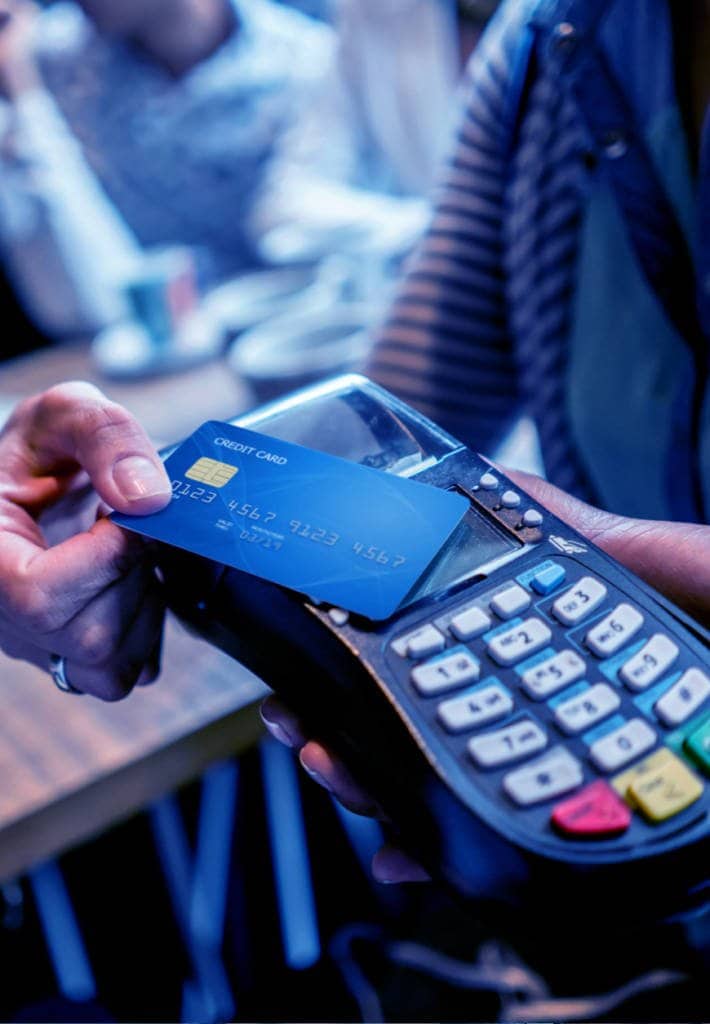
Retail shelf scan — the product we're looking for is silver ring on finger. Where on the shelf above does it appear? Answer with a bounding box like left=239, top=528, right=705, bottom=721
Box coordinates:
left=48, top=653, right=83, bottom=695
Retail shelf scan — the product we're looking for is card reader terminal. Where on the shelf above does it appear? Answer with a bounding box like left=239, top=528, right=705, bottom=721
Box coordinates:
left=159, top=375, right=710, bottom=930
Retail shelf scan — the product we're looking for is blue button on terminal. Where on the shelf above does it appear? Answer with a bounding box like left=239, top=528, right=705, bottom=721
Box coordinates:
left=530, top=563, right=567, bottom=595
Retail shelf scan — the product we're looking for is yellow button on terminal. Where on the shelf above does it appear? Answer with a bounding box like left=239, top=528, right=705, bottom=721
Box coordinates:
left=627, top=750, right=703, bottom=823
left=612, top=747, right=672, bottom=803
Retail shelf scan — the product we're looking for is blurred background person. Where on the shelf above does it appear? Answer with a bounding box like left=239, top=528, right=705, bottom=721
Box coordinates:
left=283, top=0, right=331, bottom=17
left=0, top=0, right=332, bottom=344
left=253, top=0, right=500, bottom=268
left=221, top=0, right=501, bottom=419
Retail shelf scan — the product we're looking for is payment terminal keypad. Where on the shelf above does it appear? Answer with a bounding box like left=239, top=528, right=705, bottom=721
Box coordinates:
left=503, top=747, right=583, bottom=805
left=411, top=647, right=480, bottom=696
left=553, top=682, right=620, bottom=734
left=469, top=718, right=548, bottom=767
left=437, top=682, right=513, bottom=733
left=489, top=584, right=532, bottom=620
left=619, top=635, right=679, bottom=689
left=588, top=718, right=656, bottom=772
left=449, top=606, right=492, bottom=641
left=552, top=576, right=608, bottom=625
left=405, top=625, right=446, bottom=660
left=487, top=619, right=552, bottom=666
left=551, top=779, right=632, bottom=836
left=685, top=718, right=710, bottom=770
left=585, top=604, right=645, bottom=657
left=386, top=555, right=709, bottom=847
left=521, top=649, right=586, bottom=699
left=654, top=670, right=710, bottom=727
left=622, top=750, right=704, bottom=822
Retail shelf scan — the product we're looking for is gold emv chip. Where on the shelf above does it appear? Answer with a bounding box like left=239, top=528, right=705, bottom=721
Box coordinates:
left=185, top=457, right=239, bottom=488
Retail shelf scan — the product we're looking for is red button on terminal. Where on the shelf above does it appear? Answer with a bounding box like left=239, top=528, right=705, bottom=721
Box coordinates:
left=551, top=780, right=632, bottom=837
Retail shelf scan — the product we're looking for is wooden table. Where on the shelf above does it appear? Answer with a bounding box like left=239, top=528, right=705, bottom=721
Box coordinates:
left=0, top=337, right=255, bottom=442
left=0, top=342, right=269, bottom=882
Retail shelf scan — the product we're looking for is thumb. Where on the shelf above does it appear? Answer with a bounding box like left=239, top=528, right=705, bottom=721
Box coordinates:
left=3, top=381, right=172, bottom=515
left=507, top=469, right=710, bottom=628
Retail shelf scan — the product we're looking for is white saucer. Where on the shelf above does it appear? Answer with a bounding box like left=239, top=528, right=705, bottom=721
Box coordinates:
left=201, top=266, right=336, bottom=337
left=91, top=308, right=223, bottom=379
left=259, top=223, right=375, bottom=265
left=258, top=200, right=429, bottom=265
left=227, top=303, right=377, bottom=404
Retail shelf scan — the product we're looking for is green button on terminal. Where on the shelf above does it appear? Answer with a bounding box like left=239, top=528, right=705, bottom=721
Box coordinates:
left=684, top=715, right=710, bottom=775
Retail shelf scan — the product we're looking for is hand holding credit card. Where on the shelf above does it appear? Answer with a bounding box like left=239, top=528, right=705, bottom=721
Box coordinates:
left=111, top=421, right=468, bottom=619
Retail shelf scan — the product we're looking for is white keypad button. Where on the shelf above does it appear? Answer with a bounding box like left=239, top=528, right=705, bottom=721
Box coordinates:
left=585, top=604, right=644, bottom=658
left=405, top=624, right=446, bottom=660
left=501, top=490, right=521, bottom=508
left=521, top=649, right=587, bottom=700
left=619, top=634, right=679, bottom=691
left=554, top=683, right=621, bottom=735
left=552, top=576, right=607, bottom=626
left=487, top=618, right=552, bottom=667
left=449, top=605, right=492, bottom=641
left=522, top=509, right=543, bottom=528
left=411, top=648, right=480, bottom=697
left=490, top=584, right=532, bottom=620
left=503, top=748, right=584, bottom=806
left=480, top=472, right=499, bottom=489
left=468, top=718, right=547, bottom=768
left=437, top=683, right=513, bottom=733
left=590, top=718, right=657, bottom=773
left=654, top=668, right=710, bottom=728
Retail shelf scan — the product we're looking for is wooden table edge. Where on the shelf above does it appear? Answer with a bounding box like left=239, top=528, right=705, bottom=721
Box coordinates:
left=0, top=700, right=265, bottom=883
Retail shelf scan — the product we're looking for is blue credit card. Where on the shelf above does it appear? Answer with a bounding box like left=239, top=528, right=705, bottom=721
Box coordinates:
left=111, top=421, right=468, bottom=620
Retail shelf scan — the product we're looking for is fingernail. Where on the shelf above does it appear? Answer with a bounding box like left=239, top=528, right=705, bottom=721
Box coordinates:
left=113, top=456, right=170, bottom=502
left=260, top=710, right=295, bottom=748
left=299, top=753, right=334, bottom=793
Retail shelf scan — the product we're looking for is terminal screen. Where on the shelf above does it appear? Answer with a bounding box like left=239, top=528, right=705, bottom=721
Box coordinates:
left=406, top=504, right=522, bottom=606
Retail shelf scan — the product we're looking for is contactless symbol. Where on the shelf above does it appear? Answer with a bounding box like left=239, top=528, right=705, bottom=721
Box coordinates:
left=549, top=535, right=588, bottom=555
left=185, top=457, right=239, bottom=488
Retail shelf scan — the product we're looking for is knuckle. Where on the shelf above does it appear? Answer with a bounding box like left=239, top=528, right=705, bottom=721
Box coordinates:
left=36, top=383, right=142, bottom=451
left=73, top=620, right=117, bottom=667
left=81, top=402, right=135, bottom=441
left=4, top=576, right=63, bottom=633
left=73, top=403, right=138, bottom=452
left=34, top=381, right=106, bottom=428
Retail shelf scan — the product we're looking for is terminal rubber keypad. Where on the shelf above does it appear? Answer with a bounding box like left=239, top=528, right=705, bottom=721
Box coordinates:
left=389, top=558, right=708, bottom=845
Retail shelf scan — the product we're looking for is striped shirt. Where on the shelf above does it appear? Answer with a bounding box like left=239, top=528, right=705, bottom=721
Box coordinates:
left=368, top=0, right=708, bottom=522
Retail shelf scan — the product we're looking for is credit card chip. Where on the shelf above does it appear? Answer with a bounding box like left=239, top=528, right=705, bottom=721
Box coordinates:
left=185, top=457, right=238, bottom=487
